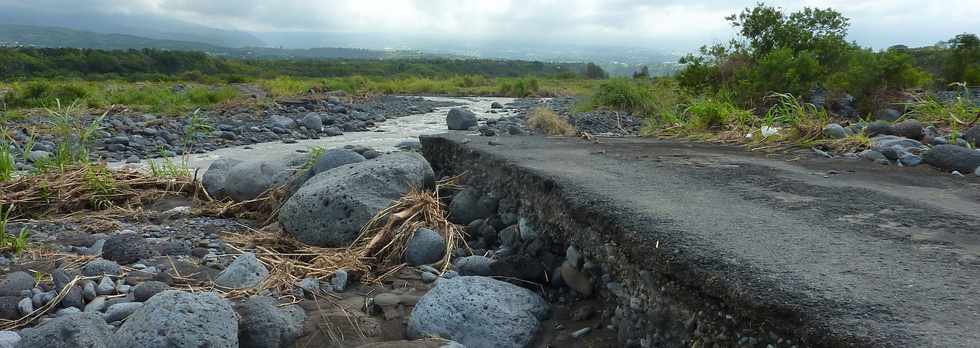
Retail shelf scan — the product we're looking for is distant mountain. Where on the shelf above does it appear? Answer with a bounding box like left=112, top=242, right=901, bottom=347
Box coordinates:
left=0, top=24, right=446, bottom=61
left=0, top=4, right=264, bottom=48
left=0, top=24, right=227, bottom=52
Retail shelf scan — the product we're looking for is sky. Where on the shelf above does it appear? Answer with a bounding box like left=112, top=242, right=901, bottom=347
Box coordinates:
left=4, top=0, right=980, bottom=51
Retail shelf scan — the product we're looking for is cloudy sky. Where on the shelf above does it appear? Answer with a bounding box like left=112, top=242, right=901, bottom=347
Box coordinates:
left=4, top=0, right=979, bottom=51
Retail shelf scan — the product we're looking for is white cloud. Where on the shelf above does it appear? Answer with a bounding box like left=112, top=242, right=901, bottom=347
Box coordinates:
left=2, top=0, right=978, bottom=50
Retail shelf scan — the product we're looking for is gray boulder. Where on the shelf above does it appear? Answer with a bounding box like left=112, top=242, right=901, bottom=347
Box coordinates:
left=923, top=144, right=980, bottom=173
left=215, top=253, right=268, bottom=289
left=310, top=148, right=366, bottom=175
left=447, top=108, right=477, bottom=130
left=0, top=272, right=34, bottom=297
left=449, top=188, right=499, bottom=225
left=865, top=121, right=894, bottom=137
left=109, top=291, right=237, bottom=348
left=102, top=234, right=157, bottom=265
left=133, top=281, right=170, bottom=302
left=81, top=259, right=122, bottom=277
left=822, top=123, right=848, bottom=139
left=202, top=158, right=243, bottom=200
left=491, top=102, right=504, bottom=109
left=0, top=297, right=19, bottom=320
left=453, top=256, right=494, bottom=276
left=405, top=228, right=445, bottom=266
left=237, top=296, right=306, bottom=348
left=268, top=115, right=296, bottom=129
left=301, top=112, right=323, bottom=130
left=15, top=312, right=112, bottom=348
left=224, top=160, right=294, bottom=202
left=0, top=331, right=18, bottom=348
left=892, top=119, right=924, bottom=140
left=964, top=125, right=980, bottom=147
left=280, top=153, right=434, bottom=247
left=408, top=276, right=549, bottom=348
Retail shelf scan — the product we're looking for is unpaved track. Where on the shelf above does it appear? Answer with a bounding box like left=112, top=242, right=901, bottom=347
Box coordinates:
left=422, top=133, right=980, bottom=347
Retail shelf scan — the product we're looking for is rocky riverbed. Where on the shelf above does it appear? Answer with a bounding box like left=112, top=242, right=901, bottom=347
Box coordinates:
left=1, top=90, right=978, bottom=348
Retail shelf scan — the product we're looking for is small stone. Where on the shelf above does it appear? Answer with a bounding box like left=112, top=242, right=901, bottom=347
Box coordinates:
left=0, top=330, right=19, bottom=348
left=84, top=296, right=107, bottom=313
left=404, top=228, right=446, bottom=266
left=571, top=327, right=592, bottom=338
left=51, top=269, right=72, bottom=291
left=97, top=276, right=115, bottom=296
left=560, top=262, right=593, bottom=296
left=133, top=281, right=170, bottom=302
left=296, top=278, right=319, bottom=296
left=61, top=286, right=84, bottom=309
left=16, top=298, right=32, bottom=316
left=0, top=272, right=35, bottom=297
left=421, top=272, right=438, bottom=283
left=215, top=253, right=269, bottom=289
left=331, top=270, right=348, bottom=292
left=453, top=256, right=494, bottom=276
left=82, top=281, right=97, bottom=301
left=822, top=123, right=848, bottom=139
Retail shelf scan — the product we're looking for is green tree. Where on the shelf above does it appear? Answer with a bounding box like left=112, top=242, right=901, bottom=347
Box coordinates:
left=632, top=66, right=650, bottom=79
left=944, top=33, right=980, bottom=85
left=584, top=63, right=608, bottom=79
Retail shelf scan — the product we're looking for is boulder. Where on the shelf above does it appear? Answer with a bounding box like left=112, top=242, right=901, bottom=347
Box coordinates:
left=491, top=102, right=504, bottom=109
left=286, top=148, right=366, bottom=199
left=268, top=115, right=296, bottom=129
left=15, top=313, right=112, bottom=348
left=447, top=108, right=477, bottom=130
left=453, top=256, right=494, bottom=276
left=923, top=144, right=980, bottom=173
left=109, top=291, right=237, bottom=348
left=892, top=119, right=924, bottom=140
left=822, top=123, right=848, bottom=139
left=81, top=259, right=122, bottom=277
left=215, top=253, right=268, bottom=289
left=280, top=153, right=434, bottom=247
left=133, top=281, right=170, bottom=302
left=0, top=331, right=18, bottom=348
left=405, top=228, right=446, bottom=266
left=0, top=297, right=19, bottom=320
left=202, top=158, right=243, bottom=200
left=224, top=160, right=294, bottom=202
left=964, top=125, right=980, bottom=147
left=448, top=188, right=499, bottom=225
left=0, top=272, right=34, bottom=297
left=301, top=112, right=323, bottom=131
left=864, top=121, right=894, bottom=137
left=236, top=296, right=306, bottom=348
left=407, top=276, right=549, bottom=348
left=102, top=234, right=157, bottom=265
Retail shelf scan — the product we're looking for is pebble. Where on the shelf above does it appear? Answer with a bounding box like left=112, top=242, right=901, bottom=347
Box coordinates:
left=16, top=298, right=32, bottom=316
left=84, top=296, right=107, bottom=313
left=421, top=272, right=438, bottom=283
left=331, top=270, right=349, bottom=292
left=571, top=327, right=592, bottom=338
left=82, top=281, right=97, bottom=301
left=97, top=276, right=115, bottom=295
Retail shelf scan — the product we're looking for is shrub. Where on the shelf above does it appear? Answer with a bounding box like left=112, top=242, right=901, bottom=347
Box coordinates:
left=591, top=78, right=654, bottom=115
left=527, top=107, right=576, bottom=136
left=683, top=97, right=753, bottom=131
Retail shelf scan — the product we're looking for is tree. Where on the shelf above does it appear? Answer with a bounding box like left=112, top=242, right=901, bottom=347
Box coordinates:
left=726, top=3, right=850, bottom=65
left=945, top=33, right=980, bottom=85
left=632, top=66, right=650, bottom=79
left=584, top=63, right=608, bottom=79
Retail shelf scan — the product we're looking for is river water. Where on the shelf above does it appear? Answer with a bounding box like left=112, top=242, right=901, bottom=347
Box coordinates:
left=113, top=96, right=515, bottom=173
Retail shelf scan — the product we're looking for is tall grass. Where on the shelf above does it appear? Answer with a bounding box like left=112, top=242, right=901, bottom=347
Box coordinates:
left=43, top=100, right=106, bottom=172
left=527, top=108, right=576, bottom=136
left=0, top=205, right=30, bottom=255
left=1, top=80, right=238, bottom=115
left=0, top=131, right=14, bottom=182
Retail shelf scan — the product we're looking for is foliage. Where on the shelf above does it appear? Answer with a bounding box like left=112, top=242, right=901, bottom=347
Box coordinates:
left=0, top=130, right=14, bottom=182
left=906, top=83, right=980, bottom=140
left=0, top=47, right=594, bottom=81
left=42, top=101, right=106, bottom=171
left=590, top=78, right=655, bottom=115
left=82, top=164, right=116, bottom=210
left=584, top=63, right=609, bottom=79
left=683, top=97, right=754, bottom=131
left=527, top=108, right=576, bottom=136
left=0, top=205, right=30, bottom=255
left=944, top=34, right=980, bottom=85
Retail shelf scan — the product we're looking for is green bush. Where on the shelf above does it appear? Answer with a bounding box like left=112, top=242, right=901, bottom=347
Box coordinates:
left=683, top=97, right=752, bottom=130
left=591, top=78, right=654, bottom=114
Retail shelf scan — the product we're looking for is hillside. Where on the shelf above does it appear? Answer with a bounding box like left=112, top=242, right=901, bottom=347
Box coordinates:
left=0, top=24, right=422, bottom=60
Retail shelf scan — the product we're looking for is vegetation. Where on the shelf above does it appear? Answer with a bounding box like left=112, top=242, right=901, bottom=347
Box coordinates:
left=0, top=205, right=30, bottom=255
left=527, top=108, right=576, bottom=136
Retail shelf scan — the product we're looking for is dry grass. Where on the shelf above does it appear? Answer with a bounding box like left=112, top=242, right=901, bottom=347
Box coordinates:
left=527, top=107, right=576, bottom=136
left=0, top=164, right=199, bottom=219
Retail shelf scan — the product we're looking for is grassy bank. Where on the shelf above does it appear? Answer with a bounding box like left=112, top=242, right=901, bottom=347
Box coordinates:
left=0, top=76, right=598, bottom=118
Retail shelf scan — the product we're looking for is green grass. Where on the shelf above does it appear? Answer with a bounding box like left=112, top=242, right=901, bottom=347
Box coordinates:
left=0, top=205, right=30, bottom=255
